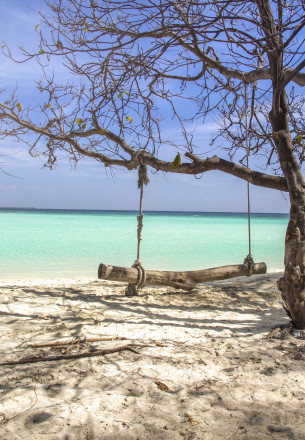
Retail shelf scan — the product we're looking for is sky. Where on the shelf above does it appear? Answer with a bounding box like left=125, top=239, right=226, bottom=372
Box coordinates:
left=0, top=0, right=291, bottom=213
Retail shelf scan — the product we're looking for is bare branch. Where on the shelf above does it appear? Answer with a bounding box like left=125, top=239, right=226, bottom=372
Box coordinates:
left=1, top=0, right=304, bottom=191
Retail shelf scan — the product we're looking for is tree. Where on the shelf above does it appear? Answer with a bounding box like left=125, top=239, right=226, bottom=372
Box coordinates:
left=1, top=0, right=305, bottom=327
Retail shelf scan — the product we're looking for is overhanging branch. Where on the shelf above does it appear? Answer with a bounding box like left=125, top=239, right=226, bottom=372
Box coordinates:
left=143, top=152, right=288, bottom=192
left=0, top=107, right=287, bottom=191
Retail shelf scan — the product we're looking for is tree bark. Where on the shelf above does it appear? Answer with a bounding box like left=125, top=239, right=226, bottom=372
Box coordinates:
left=273, top=128, right=305, bottom=328
left=253, top=0, right=305, bottom=328
left=98, top=262, right=267, bottom=291
left=269, top=92, right=305, bottom=328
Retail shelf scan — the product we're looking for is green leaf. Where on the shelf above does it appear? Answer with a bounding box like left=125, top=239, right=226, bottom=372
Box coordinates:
left=296, top=135, right=303, bottom=144
left=35, top=24, right=39, bottom=31
left=228, top=103, right=232, bottom=108
left=39, top=49, right=45, bottom=54
left=82, top=123, right=87, bottom=130
left=75, top=118, right=84, bottom=125
left=118, top=91, right=130, bottom=99
left=83, top=20, right=89, bottom=32
left=16, top=102, right=22, bottom=112
left=172, top=152, right=182, bottom=169
left=126, top=116, right=133, bottom=123
left=56, top=40, right=63, bottom=51
left=1, top=45, right=5, bottom=49
left=43, top=103, right=53, bottom=109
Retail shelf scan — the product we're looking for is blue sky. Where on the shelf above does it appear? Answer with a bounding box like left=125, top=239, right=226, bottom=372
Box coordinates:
left=0, top=0, right=290, bottom=212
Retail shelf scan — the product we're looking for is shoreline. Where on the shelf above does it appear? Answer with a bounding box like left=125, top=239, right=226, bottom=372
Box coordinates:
left=0, top=268, right=284, bottom=284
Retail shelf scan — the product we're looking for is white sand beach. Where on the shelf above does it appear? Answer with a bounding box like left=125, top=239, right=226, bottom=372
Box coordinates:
left=0, top=273, right=305, bottom=440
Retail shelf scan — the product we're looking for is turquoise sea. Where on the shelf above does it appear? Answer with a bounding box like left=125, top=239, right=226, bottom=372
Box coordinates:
left=0, top=209, right=288, bottom=279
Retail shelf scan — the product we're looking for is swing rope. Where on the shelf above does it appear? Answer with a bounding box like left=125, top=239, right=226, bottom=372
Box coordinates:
left=243, top=83, right=254, bottom=277
left=125, top=86, right=254, bottom=294
left=125, top=154, right=150, bottom=296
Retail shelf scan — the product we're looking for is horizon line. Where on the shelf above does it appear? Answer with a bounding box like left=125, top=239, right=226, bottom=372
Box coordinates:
left=0, top=207, right=289, bottom=215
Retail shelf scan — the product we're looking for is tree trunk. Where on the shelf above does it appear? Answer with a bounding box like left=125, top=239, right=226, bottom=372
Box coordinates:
left=277, top=167, right=305, bottom=328
left=98, top=262, right=267, bottom=290
left=270, top=97, right=305, bottom=329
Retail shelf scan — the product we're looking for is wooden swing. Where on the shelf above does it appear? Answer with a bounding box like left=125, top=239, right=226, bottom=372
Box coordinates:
left=98, top=85, right=267, bottom=294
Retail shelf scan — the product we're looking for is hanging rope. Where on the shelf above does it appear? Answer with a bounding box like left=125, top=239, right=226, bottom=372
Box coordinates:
left=125, top=154, right=150, bottom=296
left=243, top=83, right=254, bottom=277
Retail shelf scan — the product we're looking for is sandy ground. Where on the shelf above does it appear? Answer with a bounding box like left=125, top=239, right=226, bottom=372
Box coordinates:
left=0, top=273, right=305, bottom=440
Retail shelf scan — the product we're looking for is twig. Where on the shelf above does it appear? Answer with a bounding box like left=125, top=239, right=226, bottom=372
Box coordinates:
left=0, top=345, right=139, bottom=366
left=264, top=327, right=281, bottom=339
left=31, top=336, right=127, bottom=348
left=185, top=413, right=200, bottom=425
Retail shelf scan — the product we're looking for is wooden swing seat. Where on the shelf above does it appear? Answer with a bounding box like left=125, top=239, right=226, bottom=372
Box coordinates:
left=98, top=107, right=265, bottom=293
left=98, top=261, right=267, bottom=291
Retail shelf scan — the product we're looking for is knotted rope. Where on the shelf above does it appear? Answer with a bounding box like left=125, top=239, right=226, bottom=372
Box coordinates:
left=244, top=253, right=255, bottom=277
left=132, top=259, right=146, bottom=288
left=125, top=154, right=149, bottom=296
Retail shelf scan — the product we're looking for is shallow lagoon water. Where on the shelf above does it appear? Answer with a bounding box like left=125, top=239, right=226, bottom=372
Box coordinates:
left=0, top=209, right=288, bottom=279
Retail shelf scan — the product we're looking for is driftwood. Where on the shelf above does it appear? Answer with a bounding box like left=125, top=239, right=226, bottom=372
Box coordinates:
left=0, top=345, right=139, bottom=366
left=31, top=336, right=127, bottom=348
left=98, top=262, right=267, bottom=291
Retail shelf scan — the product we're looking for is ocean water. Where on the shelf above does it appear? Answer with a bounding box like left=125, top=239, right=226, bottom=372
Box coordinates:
left=0, top=209, right=288, bottom=279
